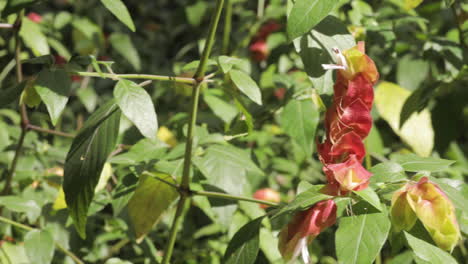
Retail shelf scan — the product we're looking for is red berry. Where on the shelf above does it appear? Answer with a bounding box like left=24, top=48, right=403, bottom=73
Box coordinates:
left=253, top=188, right=280, bottom=209
left=27, top=12, right=42, bottom=23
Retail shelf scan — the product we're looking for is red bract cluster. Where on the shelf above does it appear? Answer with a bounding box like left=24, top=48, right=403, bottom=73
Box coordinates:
left=249, top=21, right=281, bottom=62
left=318, top=42, right=379, bottom=195
left=278, top=200, right=337, bottom=263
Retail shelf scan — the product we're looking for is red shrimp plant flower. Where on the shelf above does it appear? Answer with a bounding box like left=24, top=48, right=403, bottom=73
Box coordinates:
left=318, top=41, right=379, bottom=195
left=278, top=42, right=379, bottom=263
left=278, top=199, right=337, bottom=263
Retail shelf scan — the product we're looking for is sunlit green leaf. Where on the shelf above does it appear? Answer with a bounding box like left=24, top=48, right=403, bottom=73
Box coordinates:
left=24, top=229, right=55, bottom=264
left=100, top=0, right=135, bottom=31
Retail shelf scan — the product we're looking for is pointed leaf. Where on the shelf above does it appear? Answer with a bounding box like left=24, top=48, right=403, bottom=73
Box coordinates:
left=194, top=144, right=263, bottom=195
left=24, top=229, right=55, bottom=264
left=64, top=100, right=121, bottom=238
left=287, top=0, right=339, bottom=40
left=336, top=207, right=391, bottom=264
left=404, top=232, right=457, bottom=264
left=127, top=173, right=179, bottom=243
left=392, top=154, right=455, bottom=172
left=271, top=187, right=331, bottom=219
left=353, top=188, right=382, bottom=211
left=109, top=33, right=141, bottom=71
left=114, top=79, right=158, bottom=139
left=100, top=0, right=135, bottom=31
left=224, top=217, right=264, bottom=264
left=280, top=99, right=319, bottom=157
left=229, top=70, right=262, bottom=105
left=34, top=68, right=72, bottom=125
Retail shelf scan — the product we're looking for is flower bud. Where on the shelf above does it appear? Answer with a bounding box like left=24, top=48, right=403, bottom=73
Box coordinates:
left=390, top=177, right=460, bottom=251
left=27, top=12, right=42, bottom=23
left=278, top=200, right=337, bottom=263
left=253, top=188, right=281, bottom=209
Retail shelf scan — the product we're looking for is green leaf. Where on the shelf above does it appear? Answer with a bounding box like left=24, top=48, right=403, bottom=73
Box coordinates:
left=229, top=70, right=262, bottom=105
left=63, top=100, right=121, bottom=239
left=0, top=242, right=29, bottom=264
left=114, top=80, right=158, bottom=139
left=185, top=1, right=208, bottom=27
left=397, top=55, right=429, bottom=92
left=204, top=90, right=238, bottom=124
left=34, top=68, right=72, bottom=125
left=0, top=81, right=26, bottom=107
left=375, top=82, right=434, bottom=157
left=20, top=17, right=50, bottom=56
left=127, top=173, right=179, bottom=243
left=364, top=125, right=385, bottom=155
left=224, top=217, right=264, bottom=264
left=287, top=0, right=339, bottom=40
left=100, top=0, right=135, bottom=32
left=280, top=99, right=319, bottom=157
left=404, top=232, right=457, bottom=264
left=218, top=56, right=244, bottom=74
left=2, top=0, right=38, bottom=17
left=392, top=154, right=455, bottom=172
left=271, top=187, right=331, bottom=218
left=0, top=196, right=41, bottom=222
left=194, top=144, right=263, bottom=195
left=370, top=162, right=406, bottom=185
left=109, top=33, right=141, bottom=71
left=295, top=15, right=355, bottom=94
left=24, top=229, right=55, bottom=264
left=399, top=83, right=436, bottom=128
left=336, top=207, right=391, bottom=264
left=353, top=188, right=382, bottom=211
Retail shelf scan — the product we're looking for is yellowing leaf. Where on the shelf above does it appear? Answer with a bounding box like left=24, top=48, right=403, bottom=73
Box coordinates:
left=157, top=126, right=177, bottom=147
left=127, top=173, right=179, bottom=243
left=53, top=188, right=67, bottom=211
left=404, top=0, right=424, bottom=10
left=375, top=82, right=434, bottom=157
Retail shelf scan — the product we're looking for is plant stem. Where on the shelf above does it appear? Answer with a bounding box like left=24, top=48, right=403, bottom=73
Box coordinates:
left=257, top=0, right=265, bottom=18
left=194, top=190, right=278, bottom=207
left=0, top=216, right=84, bottom=264
left=27, top=124, right=75, bottom=138
left=222, top=0, right=232, bottom=54
left=2, top=12, right=27, bottom=196
left=162, top=1, right=225, bottom=263
left=194, top=0, right=225, bottom=79
left=72, top=72, right=196, bottom=85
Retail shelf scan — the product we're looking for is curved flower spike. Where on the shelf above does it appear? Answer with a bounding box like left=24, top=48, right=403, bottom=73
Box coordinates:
left=278, top=200, right=337, bottom=263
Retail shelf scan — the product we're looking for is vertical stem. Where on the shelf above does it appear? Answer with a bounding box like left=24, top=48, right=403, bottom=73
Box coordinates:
left=2, top=11, right=28, bottom=195
left=161, top=1, right=225, bottom=263
left=222, top=0, right=232, bottom=55
left=194, top=0, right=225, bottom=79
left=257, top=0, right=265, bottom=18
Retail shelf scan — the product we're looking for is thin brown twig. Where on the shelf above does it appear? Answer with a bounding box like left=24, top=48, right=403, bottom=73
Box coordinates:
left=27, top=124, right=75, bottom=138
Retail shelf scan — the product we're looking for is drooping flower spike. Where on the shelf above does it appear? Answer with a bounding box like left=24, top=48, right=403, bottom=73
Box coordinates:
left=317, top=41, right=378, bottom=195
